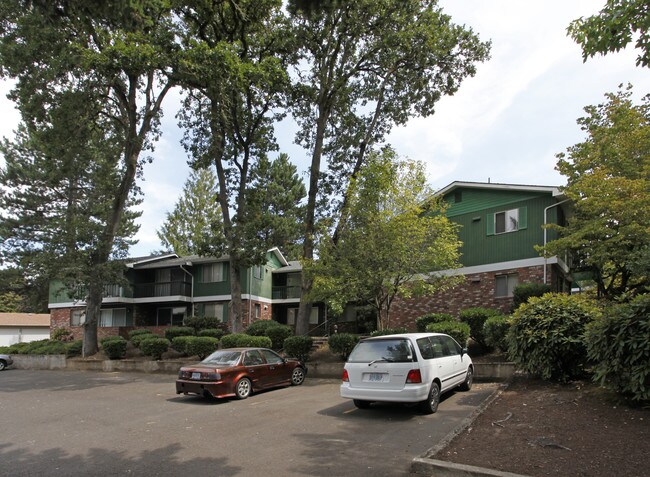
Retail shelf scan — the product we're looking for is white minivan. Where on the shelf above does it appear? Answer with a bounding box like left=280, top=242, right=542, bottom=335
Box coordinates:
left=340, top=333, right=473, bottom=414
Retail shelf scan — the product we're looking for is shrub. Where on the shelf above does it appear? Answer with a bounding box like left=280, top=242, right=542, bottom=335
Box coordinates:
left=265, top=324, right=293, bottom=350
left=221, top=333, right=272, bottom=349
left=65, top=340, right=83, bottom=357
left=328, top=333, right=360, bottom=360
left=185, top=336, right=220, bottom=360
left=164, top=327, right=195, bottom=341
left=370, top=327, right=408, bottom=337
left=27, top=340, right=68, bottom=355
left=458, top=307, right=500, bottom=348
left=483, top=315, right=511, bottom=352
left=512, top=282, right=552, bottom=310
left=283, top=336, right=313, bottom=363
left=586, top=294, right=650, bottom=402
left=245, top=320, right=282, bottom=336
left=100, top=335, right=125, bottom=347
left=52, top=328, right=73, bottom=341
left=507, top=293, right=600, bottom=382
left=171, top=336, right=194, bottom=355
left=101, top=337, right=127, bottom=360
left=140, top=338, right=170, bottom=360
left=128, top=329, right=154, bottom=339
left=425, top=321, right=471, bottom=347
left=198, top=328, right=226, bottom=339
left=415, top=313, right=454, bottom=332
left=130, top=332, right=155, bottom=348
left=184, top=316, right=229, bottom=334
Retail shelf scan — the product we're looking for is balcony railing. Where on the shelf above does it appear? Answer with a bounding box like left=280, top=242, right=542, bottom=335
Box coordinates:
left=134, top=281, right=192, bottom=298
left=272, top=285, right=301, bottom=300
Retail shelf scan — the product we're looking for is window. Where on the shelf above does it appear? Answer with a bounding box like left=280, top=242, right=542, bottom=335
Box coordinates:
left=71, top=309, right=86, bottom=326
left=200, top=263, right=224, bottom=283
left=254, top=304, right=261, bottom=319
left=487, top=207, right=527, bottom=235
left=495, top=273, right=518, bottom=297
left=157, top=307, right=185, bottom=326
left=253, top=265, right=263, bottom=280
left=260, top=349, right=284, bottom=365
left=99, top=308, right=130, bottom=327
left=204, top=303, right=224, bottom=322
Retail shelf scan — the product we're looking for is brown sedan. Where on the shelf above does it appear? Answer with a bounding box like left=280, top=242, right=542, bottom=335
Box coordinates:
left=176, top=347, right=307, bottom=400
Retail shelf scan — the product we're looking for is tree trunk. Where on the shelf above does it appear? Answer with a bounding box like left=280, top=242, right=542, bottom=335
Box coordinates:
left=229, top=255, right=243, bottom=333
left=82, top=281, right=103, bottom=356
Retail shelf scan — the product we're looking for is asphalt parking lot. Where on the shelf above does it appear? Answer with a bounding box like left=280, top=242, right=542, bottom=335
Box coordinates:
left=0, top=369, right=499, bottom=476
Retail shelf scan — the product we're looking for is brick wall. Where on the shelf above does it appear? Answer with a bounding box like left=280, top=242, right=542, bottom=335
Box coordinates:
left=242, top=300, right=272, bottom=327
left=389, top=265, right=546, bottom=331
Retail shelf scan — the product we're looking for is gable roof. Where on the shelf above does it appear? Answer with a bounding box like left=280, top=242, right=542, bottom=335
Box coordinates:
left=0, top=313, right=51, bottom=327
left=434, top=181, right=564, bottom=198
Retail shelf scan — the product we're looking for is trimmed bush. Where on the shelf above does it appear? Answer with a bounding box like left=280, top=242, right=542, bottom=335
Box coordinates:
left=101, top=337, right=127, bottom=359
left=265, top=324, right=293, bottom=350
left=458, top=307, right=500, bottom=348
left=171, top=336, right=194, bottom=355
left=186, top=336, right=220, bottom=360
left=483, top=315, right=511, bottom=352
left=221, top=333, right=272, bottom=349
left=370, top=327, right=408, bottom=337
left=508, top=293, right=600, bottom=382
left=128, top=329, right=154, bottom=339
left=283, top=336, right=313, bottom=363
left=425, top=321, right=471, bottom=347
left=328, top=333, right=360, bottom=360
left=415, top=313, right=454, bottom=332
left=245, top=320, right=282, bottom=336
left=27, top=340, right=68, bottom=355
left=586, top=294, right=650, bottom=402
left=198, top=328, right=226, bottom=339
left=140, top=338, right=171, bottom=360
left=512, top=282, right=552, bottom=310
left=65, top=340, right=83, bottom=357
left=52, top=328, right=73, bottom=341
left=164, top=327, right=195, bottom=341
left=130, top=332, right=155, bottom=348
left=184, top=316, right=229, bottom=334
left=100, top=335, right=125, bottom=346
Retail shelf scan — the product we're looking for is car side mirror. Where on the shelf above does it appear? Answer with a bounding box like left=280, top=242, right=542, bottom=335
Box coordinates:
left=461, top=347, right=468, bottom=356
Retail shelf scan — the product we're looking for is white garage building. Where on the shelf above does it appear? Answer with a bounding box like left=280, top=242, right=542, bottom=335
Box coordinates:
left=0, top=313, right=51, bottom=346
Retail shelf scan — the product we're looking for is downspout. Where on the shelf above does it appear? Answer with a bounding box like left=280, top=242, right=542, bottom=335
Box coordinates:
left=180, top=263, right=194, bottom=318
left=248, top=266, right=252, bottom=325
left=543, top=199, right=570, bottom=284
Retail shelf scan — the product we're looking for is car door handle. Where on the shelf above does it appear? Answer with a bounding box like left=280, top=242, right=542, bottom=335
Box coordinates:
left=248, top=369, right=255, bottom=372
left=269, top=366, right=275, bottom=370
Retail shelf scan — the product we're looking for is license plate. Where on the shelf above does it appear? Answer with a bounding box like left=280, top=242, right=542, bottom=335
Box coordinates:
left=191, top=372, right=201, bottom=380
left=367, top=373, right=384, bottom=382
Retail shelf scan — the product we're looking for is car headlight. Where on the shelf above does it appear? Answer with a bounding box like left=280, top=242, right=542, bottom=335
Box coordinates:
left=204, top=372, right=221, bottom=380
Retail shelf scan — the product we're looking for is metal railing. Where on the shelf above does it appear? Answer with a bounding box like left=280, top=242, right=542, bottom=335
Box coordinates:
left=134, top=281, right=192, bottom=298
left=272, top=285, right=302, bottom=299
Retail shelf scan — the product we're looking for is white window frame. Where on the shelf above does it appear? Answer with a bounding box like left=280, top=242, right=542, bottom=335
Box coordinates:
left=495, top=274, right=518, bottom=298
left=495, top=208, right=519, bottom=234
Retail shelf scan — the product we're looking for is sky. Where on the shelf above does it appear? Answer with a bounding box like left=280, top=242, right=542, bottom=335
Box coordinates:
left=0, top=0, right=648, bottom=258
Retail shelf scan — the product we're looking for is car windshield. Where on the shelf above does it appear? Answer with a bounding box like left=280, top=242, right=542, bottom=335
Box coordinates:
left=347, top=338, right=414, bottom=363
left=201, top=350, right=242, bottom=366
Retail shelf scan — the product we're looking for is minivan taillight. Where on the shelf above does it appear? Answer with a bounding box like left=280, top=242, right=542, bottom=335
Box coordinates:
left=406, top=369, right=422, bottom=383
left=342, top=369, right=349, bottom=382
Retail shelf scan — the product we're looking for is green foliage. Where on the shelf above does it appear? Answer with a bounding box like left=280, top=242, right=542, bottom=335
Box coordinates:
left=265, top=324, right=293, bottom=350
left=100, top=336, right=125, bottom=347
left=184, top=317, right=229, bottom=334
left=52, top=328, right=73, bottom=342
left=425, top=322, right=471, bottom=347
left=512, top=283, right=552, bottom=309
left=65, top=340, right=83, bottom=357
left=185, top=337, right=220, bottom=360
left=164, top=327, right=195, bottom=341
left=221, top=333, right=272, bottom=349
left=245, top=320, right=282, bottom=336
left=458, top=307, right=500, bottom=347
left=171, top=336, right=194, bottom=355
left=0, top=291, right=23, bottom=312
left=508, top=293, right=600, bottom=382
left=328, top=333, right=360, bottom=360
left=130, top=332, right=156, bottom=348
left=140, top=338, right=171, bottom=360
left=415, top=313, right=454, bottom=332
left=2, top=339, right=69, bottom=355
left=128, top=329, right=154, bottom=339
left=586, top=294, right=650, bottom=402
left=568, top=0, right=650, bottom=67
left=283, top=336, right=313, bottom=363
left=483, top=315, right=512, bottom=352
left=543, top=87, right=650, bottom=299
left=197, top=328, right=226, bottom=339
left=101, top=337, right=127, bottom=360
left=369, top=328, right=408, bottom=337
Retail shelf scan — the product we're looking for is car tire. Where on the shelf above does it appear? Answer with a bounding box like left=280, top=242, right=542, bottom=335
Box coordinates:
left=459, top=366, right=473, bottom=391
left=291, top=367, right=306, bottom=386
left=0, top=360, right=5, bottom=371
left=419, top=382, right=440, bottom=414
left=235, top=377, right=252, bottom=400
left=353, top=399, right=371, bottom=409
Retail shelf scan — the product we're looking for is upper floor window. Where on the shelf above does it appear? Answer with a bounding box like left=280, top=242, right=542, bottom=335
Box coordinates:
left=253, top=265, right=263, bottom=280
left=200, top=263, right=224, bottom=283
left=487, top=207, right=527, bottom=235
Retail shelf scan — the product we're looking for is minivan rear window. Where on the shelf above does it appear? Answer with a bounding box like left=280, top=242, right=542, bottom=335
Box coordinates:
left=347, top=338, right=415, bottom=363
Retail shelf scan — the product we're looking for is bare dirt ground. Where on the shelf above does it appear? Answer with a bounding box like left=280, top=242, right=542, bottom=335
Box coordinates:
left=438, top=374, right=649, bottom=477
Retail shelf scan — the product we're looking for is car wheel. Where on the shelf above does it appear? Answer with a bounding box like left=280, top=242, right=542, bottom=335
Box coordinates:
left=235, top=377, right=252, bottom=399
left=419, top=382, right=440, bottom=414
left=0, top=360, right=5, bottom=371
left=291, top=367, right=305, bottom=386
left=459, top=366, right=473, bottom=391
left=353, top=399, right=371, bottom=409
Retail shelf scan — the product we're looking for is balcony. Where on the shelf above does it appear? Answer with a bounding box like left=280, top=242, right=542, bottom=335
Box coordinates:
left=135, top=281, right=192, bottom=298
left=272, top=285, right=301, bottom=300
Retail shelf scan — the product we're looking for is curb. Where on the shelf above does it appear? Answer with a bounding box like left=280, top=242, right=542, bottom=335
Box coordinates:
left=410, top=382, right=529, bottom=477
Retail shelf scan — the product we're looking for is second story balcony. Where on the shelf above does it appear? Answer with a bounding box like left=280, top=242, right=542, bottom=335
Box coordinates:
left=135, top=281, right=192, bottom=299
left=272, top=285, right=301, bottom=300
